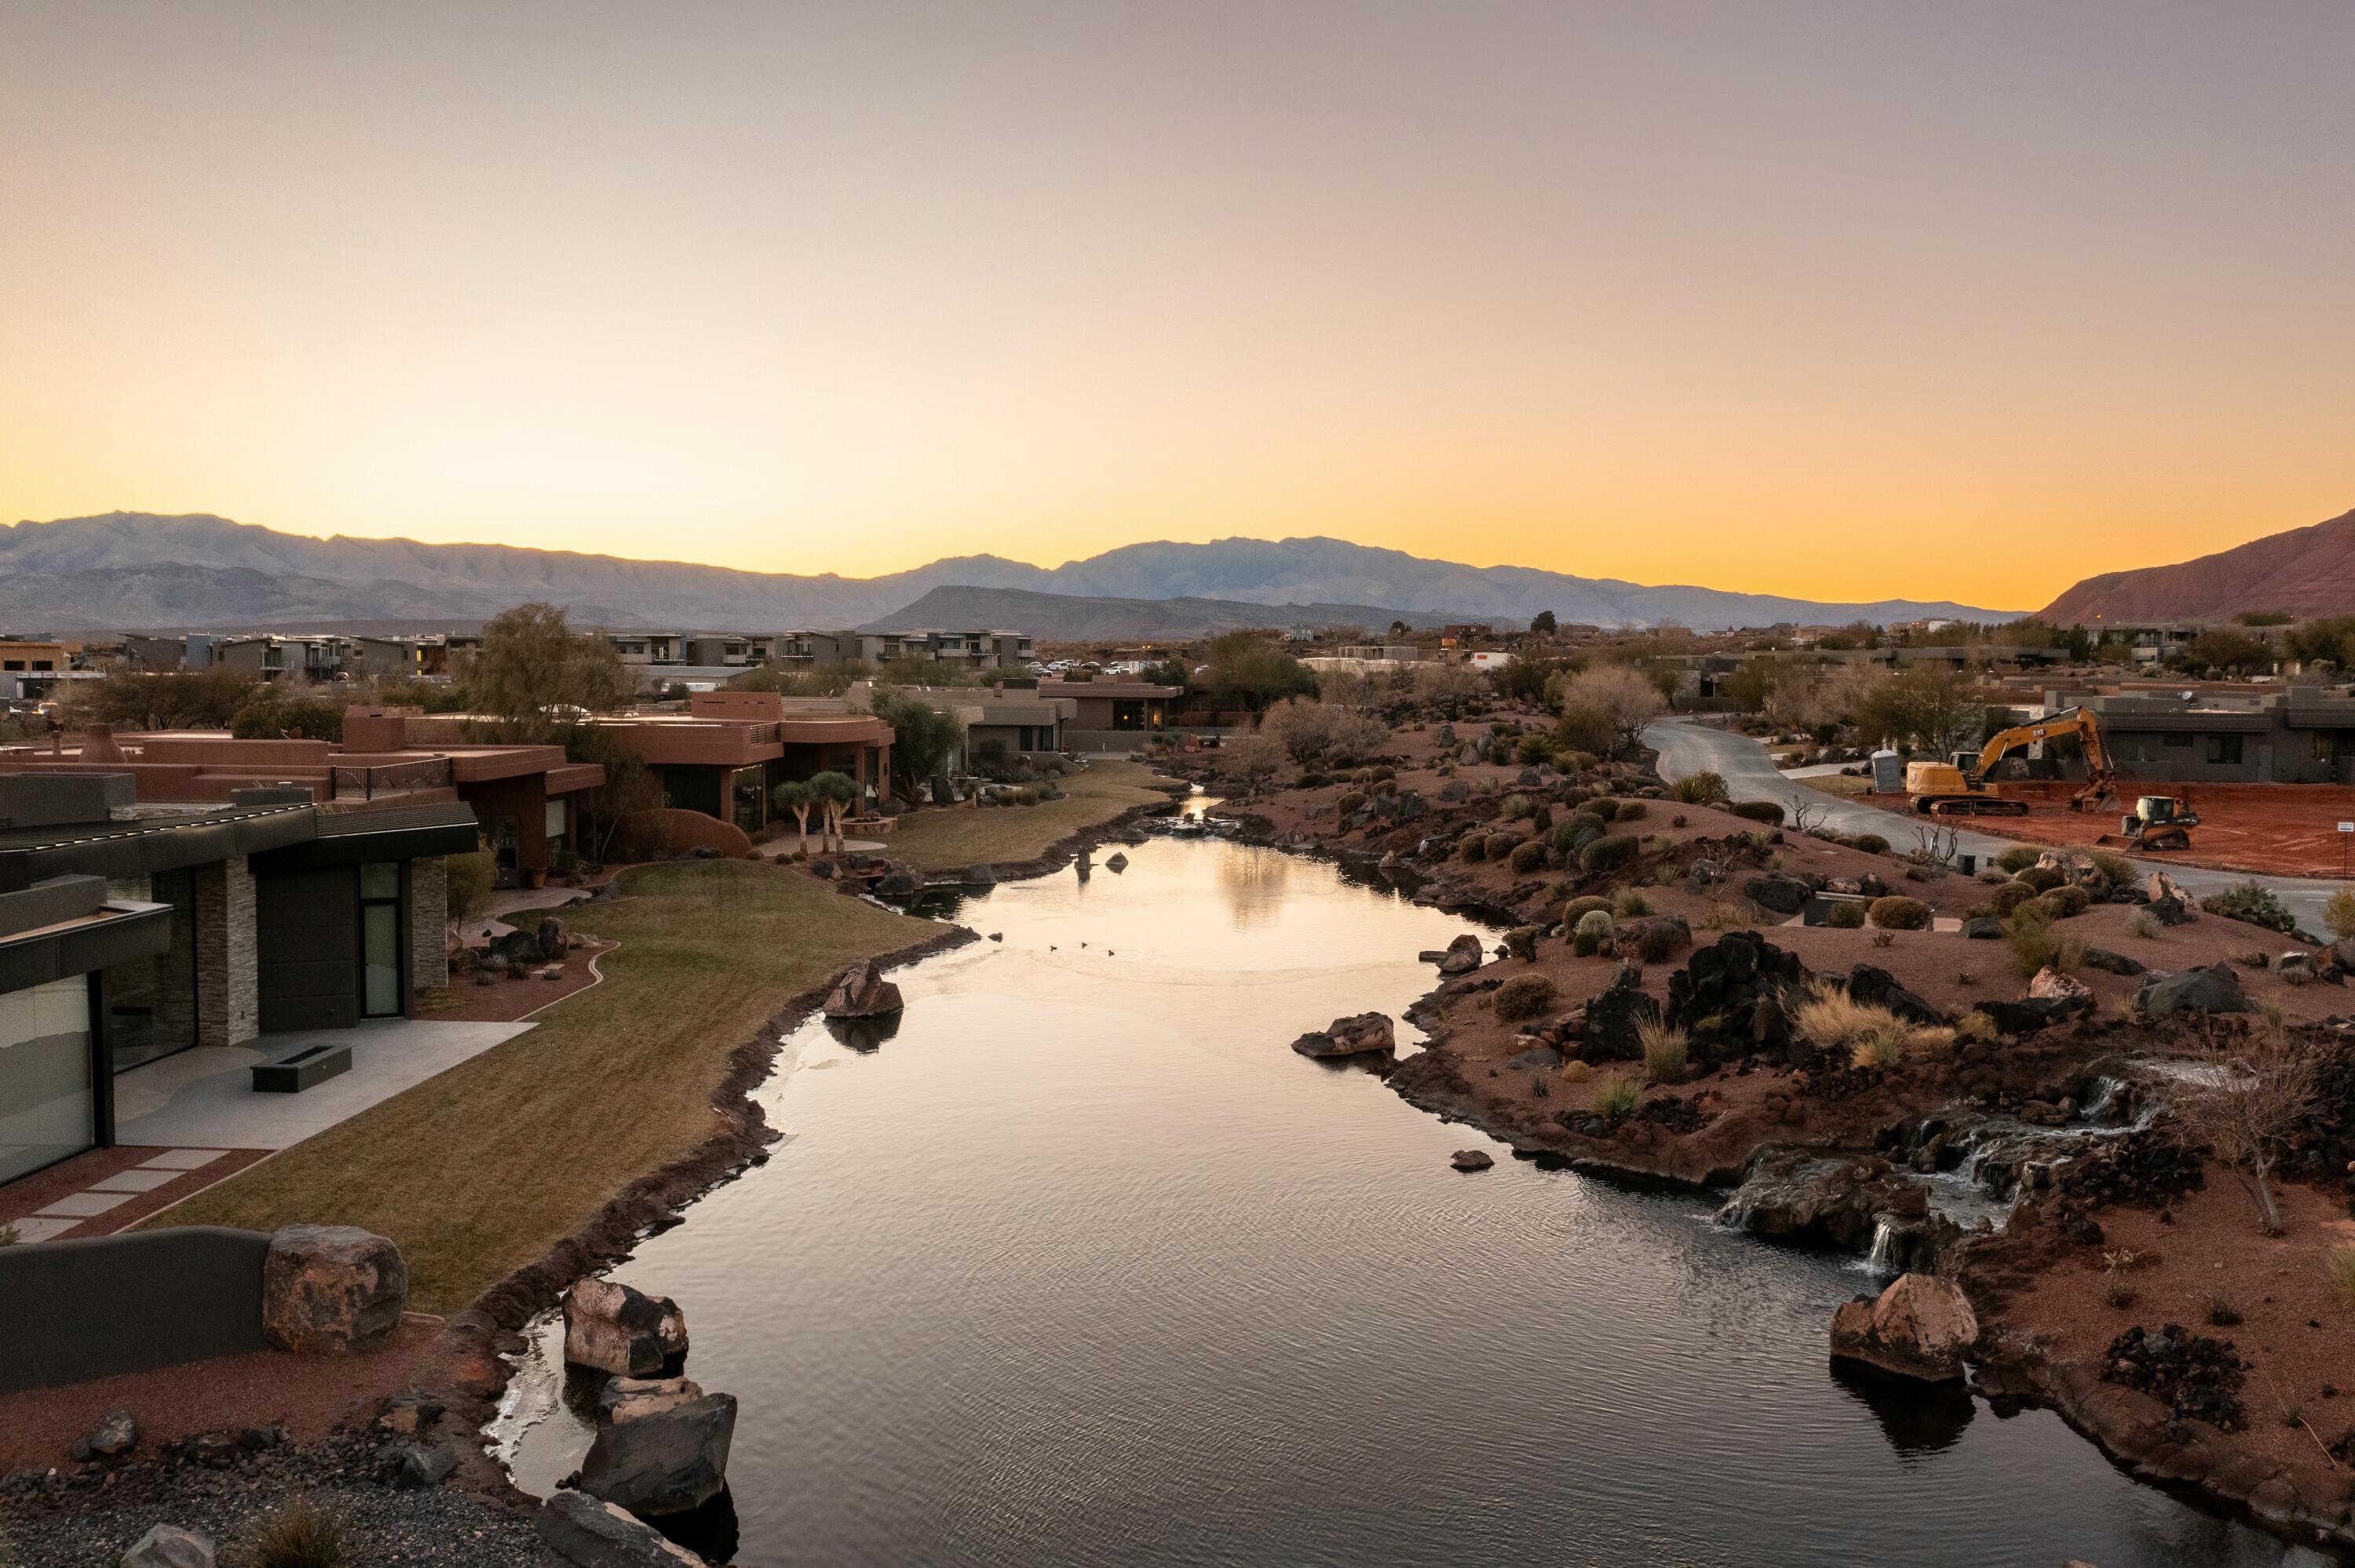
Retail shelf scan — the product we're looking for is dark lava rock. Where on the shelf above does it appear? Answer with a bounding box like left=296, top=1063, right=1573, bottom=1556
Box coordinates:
left=1580, top=964, right=1660, bottom=1062
left=389, top=1442, right=458, bottom=1490
left=579, top=1392, right=738, bottom=1518
left=1962, top=917, right=2005, bottom=941
left=1844, top=965, right=1942, bottom=1026
left=1744, top=873, right=1813, bottom=915
left=2082, top=947, right=2147, bottom=977
left=1664, top=932, right=1809, bottom=1064
left=537, top=1487, right=707, bottom=1566
left=2136, top=965, right=2251, bottom=1016
left=1450, top=1149, right=1495, bottom=1172
left=2058, top=1129, right=2206, bottom=1209
left=1505, top=1044, right=1563, bottom=1071
left=1971, top=996, right=2087, bottom=1035
left=2101, top=1324, right=2247, bottom=1431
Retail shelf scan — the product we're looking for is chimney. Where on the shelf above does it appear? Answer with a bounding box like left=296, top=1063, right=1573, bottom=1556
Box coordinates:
left=80, top=723, right=125, bottom=764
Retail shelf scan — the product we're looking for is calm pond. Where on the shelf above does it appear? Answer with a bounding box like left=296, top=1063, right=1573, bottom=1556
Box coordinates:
left=495, top=832, right=2328, bottom=1567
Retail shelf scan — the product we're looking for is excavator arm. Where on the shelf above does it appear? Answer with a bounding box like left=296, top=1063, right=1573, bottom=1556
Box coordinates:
left=1971, top=706, right=2116, bottom=811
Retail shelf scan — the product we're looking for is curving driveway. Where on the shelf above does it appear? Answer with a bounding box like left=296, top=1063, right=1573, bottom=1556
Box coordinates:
left=1645, top=718, right=2344, bottom=935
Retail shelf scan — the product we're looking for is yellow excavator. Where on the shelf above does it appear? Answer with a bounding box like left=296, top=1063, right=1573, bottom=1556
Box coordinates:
left=1904, top=706, right=2118, bottom=819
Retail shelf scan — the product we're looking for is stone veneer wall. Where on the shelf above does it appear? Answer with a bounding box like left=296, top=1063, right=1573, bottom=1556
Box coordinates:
left=193, top=855, right=258, bottom=1048
left=409, top=855, right=448, bottom=997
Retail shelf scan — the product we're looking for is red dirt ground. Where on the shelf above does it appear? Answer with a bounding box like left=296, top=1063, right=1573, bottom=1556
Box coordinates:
left=0, top=1316, right=476, bottom=1471
left=1852, top=779, right=2355, bottom=879
left=1986, top=1178, right=2355, bottom=1476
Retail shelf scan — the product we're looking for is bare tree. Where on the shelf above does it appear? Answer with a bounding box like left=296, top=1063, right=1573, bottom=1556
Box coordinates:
left=2176, top=1027, right=2323, bottom=1235
left=1557, top=665, right=1665, bottom=760
left=1214, top=731, right=1285, bottom=797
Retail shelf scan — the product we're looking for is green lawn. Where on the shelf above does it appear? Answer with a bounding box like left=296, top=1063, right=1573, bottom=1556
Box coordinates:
left=148, top=861, right=932, bottom=1314
left=882, top=759, right=1176, bottom=870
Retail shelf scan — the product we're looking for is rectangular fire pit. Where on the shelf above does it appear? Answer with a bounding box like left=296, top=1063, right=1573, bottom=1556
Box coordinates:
left=250, top=1043, right=352, bottom=1093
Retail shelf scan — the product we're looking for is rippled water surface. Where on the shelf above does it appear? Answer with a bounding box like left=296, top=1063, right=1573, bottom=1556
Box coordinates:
left=499, top=836, right=2328, bottom=1567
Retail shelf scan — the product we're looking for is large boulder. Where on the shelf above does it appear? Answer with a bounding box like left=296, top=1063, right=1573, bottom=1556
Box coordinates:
left=1579, top=965, right=1659, bottom=1061
left=564, top=1278, right=691, bottom=1377
left=1428, top=933, right=1484, bottom=975
left=261, top=1226, right=407, bottom=1355
left=1744, top=873, right=1813, bottom=916
left=1663, top=932, right=1808, bottom=1062
left=1961, top=916, right=2005, bottom=941
left=1291, top=1012, right=1397, bottom=1058
left=1829, top=1272, right=1980, bottom=1381
left=578, top=1392, right=738, bottom=1518
left=120, top=1525, right=215, bottom=1568
left=2145, top=870, right=2197, bottom=925
left=1970, top=996, right=2083, bottom=1035
left=601, top=1376, right=707, bottom=1425
left=2136, top=964, right=2251, bottom=1016
left=1844, top=965, right=1941, bottom=1026
left=537, top=917, right=569, bottom=961
left=823, top=961, right=904, bottom=1019
left=2028, top=966, right=2094, bottom=1005
left=536, top=1489, right=709, bottom=1566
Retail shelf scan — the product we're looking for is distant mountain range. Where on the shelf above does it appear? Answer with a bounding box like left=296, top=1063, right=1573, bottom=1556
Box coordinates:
left=0, top=511, right=2023, bottom=636
left=2039, top=507, right=2355, bottom=625
left=864, top=585, right=1447, bottom=640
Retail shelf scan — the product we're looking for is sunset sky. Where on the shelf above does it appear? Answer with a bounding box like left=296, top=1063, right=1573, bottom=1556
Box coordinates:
left=2, top=2, right=2349, bottom=608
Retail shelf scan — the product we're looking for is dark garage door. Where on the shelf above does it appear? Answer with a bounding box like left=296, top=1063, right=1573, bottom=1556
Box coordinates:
left=256, top=866, right=358, bottom=1032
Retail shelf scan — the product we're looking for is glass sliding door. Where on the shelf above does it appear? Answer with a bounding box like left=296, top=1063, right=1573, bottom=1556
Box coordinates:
left=0, top=976, right=97, bottom=1184
left=360, top=862, right=403, bottom=1019
left=104, top=869, right=200, bottom=1072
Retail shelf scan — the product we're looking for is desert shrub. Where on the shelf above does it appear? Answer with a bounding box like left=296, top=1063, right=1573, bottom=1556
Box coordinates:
left=1484, top=832, right=1519, bottom=861
left=2012, top=866, right=2065, bottom=893
left=1728, top=800, right=1785, bottom=825
left=1955, top=1011, right=1997, bottom=1043
left=1992, top=845, right=2042, bottom=874
left=1559, top=895, right=1614, bottom=925
left=2005, top=904, right=2083, bottom=979
left=1508, top=838, right=1549, bottom=875
left=1849, top=833, right=1890, bottom=856
left=2087, top=851, right=2137, bottom=891
left=2037, top=884, right=2092, bottom=919
left=1590, top=1074, right=1644, bottom=1121
left=1868, top=895, right=1932, bottom=931
left=1791, top=979, right=1923, bottom=1068
left=1493, top=973, right=1557, bottom=1021
left=1580, top=833, right=1639, bottom=873
left=2201, top=880, right=2298, bottom=935
left=1824, top=900, right=1866, bottom=929
left=1590, top=797, right=1621, bottom=823
left=1515, top=733, right=1553, bottom=765
left=1613, top=888, right=1653, bottom=917
left=243, top=1497, right=346, bottom=1568
left=2126, top=909, right=2161, bottom=939
left=1459, top=834, right=1487, bottom=863
left=1638, top=1019, right=1689, bottom=1084
left=1634, top=919, right=1684, bottom=963
left=1616, top=800, right=1647, bottom=822
left=1572, top=908, right=1616, bottom=955
left=1988, top=881, right=2038, bottom=917
left=1670, top=771, right=1729, bottom=805
left=445, top=848, right=496, bottom=925
left=1500, top=793, right=1535, bottom=821
left=2206, top=1293, right=2243, bottom=1327
left=1371, top=765, right=1396, bottom=782
left=1335, top=790, right=1367, bottom=815
left=1531, top=804, right=1554, bottom=833
left=2327, top=888, right=2355, bottom=943
left=2328, top=1245, right=2355, bottom=1309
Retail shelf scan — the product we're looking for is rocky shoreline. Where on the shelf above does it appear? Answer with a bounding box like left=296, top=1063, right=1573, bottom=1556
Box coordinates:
left=1177, top=720, right=2355, bottom=1558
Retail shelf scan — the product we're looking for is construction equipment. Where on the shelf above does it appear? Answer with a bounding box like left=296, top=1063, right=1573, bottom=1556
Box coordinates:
left=1904, top=706, right=2118, bottom=818
left=2098, top=794, right=2199, bottom=852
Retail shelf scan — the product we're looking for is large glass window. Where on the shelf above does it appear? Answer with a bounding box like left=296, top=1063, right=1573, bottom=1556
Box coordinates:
left=360, top=862, right=403, bottom=1019
left=104, top=869, right=200, bottom=1072
left=0, top=976, right=96, bottom=1184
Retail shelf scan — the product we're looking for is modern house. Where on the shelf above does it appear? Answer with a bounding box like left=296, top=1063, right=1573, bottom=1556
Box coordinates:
left=0, top=709, right=605, bottom=890
left=1031, top=676, right=1179, bottom=753
left=850, top=629, right=1034, bottom=672
left=2035, top=684, right=2355, bottom=786
left=584, top=691, right=896, bottom=836
left=845, top=680, right=1075, bottom=772
left=0, top=772, right=476, bottom=1187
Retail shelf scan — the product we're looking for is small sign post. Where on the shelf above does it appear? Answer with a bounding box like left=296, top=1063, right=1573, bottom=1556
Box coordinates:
left=2339, top=821, right=2352, bottom=879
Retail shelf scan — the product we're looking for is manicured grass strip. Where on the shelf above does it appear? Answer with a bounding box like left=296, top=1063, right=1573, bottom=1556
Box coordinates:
left=882, top=759, right=1174, bottom=871
left=145, top=862, right=930, bottom=1315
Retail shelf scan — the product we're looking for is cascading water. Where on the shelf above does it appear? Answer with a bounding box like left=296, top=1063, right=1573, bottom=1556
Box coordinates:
left=1864, top=1219, right=1898, bottom=1275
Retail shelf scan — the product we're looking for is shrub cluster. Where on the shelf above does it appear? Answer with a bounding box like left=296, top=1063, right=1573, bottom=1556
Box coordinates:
left=1493, top=973, right=1557, bottom=1021
left=1868, top=895, right=1932, bottom=931
left=1580, top=833, right=1638, bottom=873
left=1728, top=800, right=1785, bottom=826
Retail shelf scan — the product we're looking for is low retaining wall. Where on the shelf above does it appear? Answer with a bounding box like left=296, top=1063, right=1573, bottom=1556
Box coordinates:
left=0, top=1227, right=271, bottom=1394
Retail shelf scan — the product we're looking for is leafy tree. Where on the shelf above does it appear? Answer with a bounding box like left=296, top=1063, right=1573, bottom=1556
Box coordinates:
left=67, top=667, right=258, bottom=731
left=1529, top=611, right=1557, bottom=636
left=1852, top=666, right=1985, bottom=757
left=2285, top=615, right=2355, bottom=669
left=445, top=846, right=497, bottom=925
left=1411, top=662, right=1488, bottom=719
left=1556, top=665, right=1664, bottom=759
left=1199, top=632, right=1318, bottom=711
left=2236, top=610, right=2293, bottom=627
left=229, top=691, right=345, bottom=742
left=1490, top=655, right=1579, bottom=706
left=864, top=687, right=964, bottom=795
left=732, top=658, right=871, bottom=697
left=1388, top=620, right=1411, bottom=637
left=567, top=723, right=664, bottom=863
left=2178, top=628, right=2273, bottom=676
left=466, top=603, right=630, bottom=742
left=1141, top=657, right=1191, bottom=694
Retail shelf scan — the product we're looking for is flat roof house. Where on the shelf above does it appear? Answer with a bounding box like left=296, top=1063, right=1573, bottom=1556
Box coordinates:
left=0, top=773, right=476, bottom=1187
left=584, top=691, right=896, bottom=837
left=1035, top=677, right=1178, bottom=749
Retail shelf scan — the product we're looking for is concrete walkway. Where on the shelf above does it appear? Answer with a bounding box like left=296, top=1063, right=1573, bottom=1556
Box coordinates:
left=1645, top=718, right=2347, bottom=933
left=112, top=1019, right=534, bottom=1150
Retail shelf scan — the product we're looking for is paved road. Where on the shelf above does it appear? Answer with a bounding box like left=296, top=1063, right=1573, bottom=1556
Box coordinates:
left=1645, top=717, right=2344, bottom=935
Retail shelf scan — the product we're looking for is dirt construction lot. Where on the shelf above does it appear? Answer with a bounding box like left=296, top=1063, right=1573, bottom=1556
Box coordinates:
left=1846, top=779, right=2355, bottom=879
